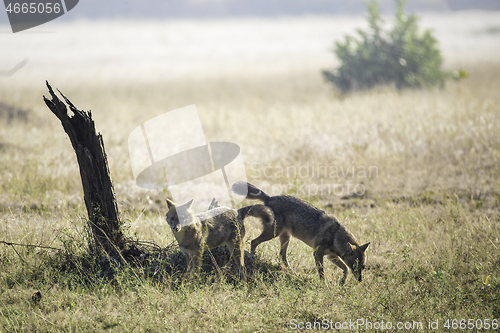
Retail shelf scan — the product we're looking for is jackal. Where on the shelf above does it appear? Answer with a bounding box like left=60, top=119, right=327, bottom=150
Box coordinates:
left=231, top=182, right=370, bottom=285
left=165, top=198, right=274, bottom=281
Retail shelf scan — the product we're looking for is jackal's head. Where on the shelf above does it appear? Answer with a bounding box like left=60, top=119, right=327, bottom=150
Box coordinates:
left=342, top=242, right=370, bottom=282
left=165, top=199, right=195, bottom=233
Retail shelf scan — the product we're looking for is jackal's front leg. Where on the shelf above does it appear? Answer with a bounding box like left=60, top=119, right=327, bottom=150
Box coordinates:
left=330, top=257, right=348, bottom=286
left=186, top=252, right=202, bottom=280
left=314, top=247, right=326, bottom=280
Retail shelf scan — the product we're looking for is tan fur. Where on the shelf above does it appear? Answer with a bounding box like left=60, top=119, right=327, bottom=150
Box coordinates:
left=165, top=198, right=274, bottom=281
left=231, top=181, right=370, bottom=285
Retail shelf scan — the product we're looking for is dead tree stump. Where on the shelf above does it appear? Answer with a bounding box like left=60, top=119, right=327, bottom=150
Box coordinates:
left=43, top=81, right=124, bottom=258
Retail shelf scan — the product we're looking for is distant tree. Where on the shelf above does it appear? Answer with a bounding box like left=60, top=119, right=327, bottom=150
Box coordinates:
left=322, top=0, right=464, bottom=93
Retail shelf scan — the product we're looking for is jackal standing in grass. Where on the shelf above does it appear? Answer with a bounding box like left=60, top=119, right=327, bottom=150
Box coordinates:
left=231, top=182, right=370, bottom=285
left=165, top=198, right=274, bottom=281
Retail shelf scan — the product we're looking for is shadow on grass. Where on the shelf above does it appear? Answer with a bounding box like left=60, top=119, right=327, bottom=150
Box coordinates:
left=135, top=245, right=301, bottom=289
left=25, top=238, right=304, bottom=293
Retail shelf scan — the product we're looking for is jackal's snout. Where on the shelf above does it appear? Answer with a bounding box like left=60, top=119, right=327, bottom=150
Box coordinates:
left=165, top=213, right=182, bottom=233
left=166, top=216, right=182, bottom=232
left=351, top=267, right=363, bottom=282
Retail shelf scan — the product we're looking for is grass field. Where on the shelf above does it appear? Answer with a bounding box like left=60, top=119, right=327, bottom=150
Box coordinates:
left=1, top=12, right=500, bottom=332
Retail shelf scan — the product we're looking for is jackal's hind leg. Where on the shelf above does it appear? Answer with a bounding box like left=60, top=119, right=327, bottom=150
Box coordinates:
left=251, top=221, right=280, bottom=253
left=279, top=232, right=292, bottom=269
left=226, top=240, right=247, bottom=282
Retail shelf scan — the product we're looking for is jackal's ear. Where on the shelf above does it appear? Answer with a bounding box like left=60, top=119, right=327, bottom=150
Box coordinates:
left=185, top=199, right=194, bottom=210
left=359, top=242, right=370, bottom=252
left=208, top=198, right=219, bottom=210
left=346, top=243, right=355, bottom=255
left=166, top=199, right=176, bottom=209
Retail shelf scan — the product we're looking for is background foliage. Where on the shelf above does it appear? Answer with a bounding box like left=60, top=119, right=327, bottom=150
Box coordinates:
left=323, top=0, right=454, bottom=92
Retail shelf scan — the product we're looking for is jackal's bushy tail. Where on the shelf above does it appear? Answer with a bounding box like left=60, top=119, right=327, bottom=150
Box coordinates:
left=232, top=181, right=270, bottom=203
left=237, top=204, right=274, bottom=226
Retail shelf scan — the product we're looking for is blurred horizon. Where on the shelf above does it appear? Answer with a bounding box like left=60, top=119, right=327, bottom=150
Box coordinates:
left=0, top=0, right=500, bottom=24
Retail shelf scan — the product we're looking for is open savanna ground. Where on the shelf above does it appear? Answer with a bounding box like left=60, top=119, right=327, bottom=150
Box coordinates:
left=1, top=13, right=500, bottom=332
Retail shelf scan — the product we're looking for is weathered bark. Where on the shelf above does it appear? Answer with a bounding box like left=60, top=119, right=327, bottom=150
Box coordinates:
left=43, top=81, right=124, bottom=257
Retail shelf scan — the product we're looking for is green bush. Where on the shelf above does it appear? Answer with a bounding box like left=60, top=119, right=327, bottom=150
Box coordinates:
left=323, top=0, right=452, bottom=93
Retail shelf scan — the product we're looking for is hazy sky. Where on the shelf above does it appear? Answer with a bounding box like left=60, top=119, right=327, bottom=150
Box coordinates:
left=1, top=0, right=499, bottom=25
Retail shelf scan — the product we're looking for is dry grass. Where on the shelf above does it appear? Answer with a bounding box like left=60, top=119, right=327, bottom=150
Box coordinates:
left=1, top=14, right=500, bottom=332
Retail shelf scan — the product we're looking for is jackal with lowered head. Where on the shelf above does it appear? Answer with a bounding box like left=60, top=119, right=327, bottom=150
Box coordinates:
left=165, top=198, right=274, bottom=281
left=231, top=181, right=370, bottom=285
